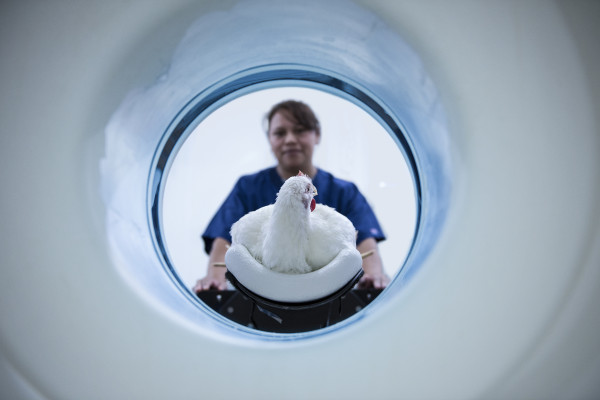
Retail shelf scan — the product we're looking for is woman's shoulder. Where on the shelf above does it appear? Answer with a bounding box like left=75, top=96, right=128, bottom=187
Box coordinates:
left=236, top=167, right=277, bottom=185
left=232, top=167, right=281, bottom=201
left=315, top=168, right=359, bottom=192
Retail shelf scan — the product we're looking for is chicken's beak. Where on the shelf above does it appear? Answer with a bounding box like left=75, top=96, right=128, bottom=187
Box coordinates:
left=312, top=185, right=318, bottom=196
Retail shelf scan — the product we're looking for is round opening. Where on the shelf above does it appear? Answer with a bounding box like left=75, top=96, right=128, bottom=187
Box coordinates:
left=149, top=68, right=421, bottom=333
left=103, top=1, right=451, bottom=341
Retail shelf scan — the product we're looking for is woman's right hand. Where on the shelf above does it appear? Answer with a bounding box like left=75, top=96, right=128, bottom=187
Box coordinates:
left=194, top=237, right=230, bottom=293
left=193, top=272, right=227, bottom=293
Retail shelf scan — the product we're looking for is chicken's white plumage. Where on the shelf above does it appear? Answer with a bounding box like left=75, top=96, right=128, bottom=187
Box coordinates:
left=306, top=204, right=357, bottom=270
left=230, top=173, right=357, bottom=274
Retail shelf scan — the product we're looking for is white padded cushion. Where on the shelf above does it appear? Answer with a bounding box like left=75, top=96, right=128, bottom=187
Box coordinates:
left=225, top=244, right=363, bottom=303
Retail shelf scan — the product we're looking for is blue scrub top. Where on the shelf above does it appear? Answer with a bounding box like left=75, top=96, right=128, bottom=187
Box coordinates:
left=202, top=167, right=386, bottom=254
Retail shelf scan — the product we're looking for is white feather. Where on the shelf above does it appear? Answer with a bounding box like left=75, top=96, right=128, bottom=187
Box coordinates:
left=230, top=174, right=357, bottom=274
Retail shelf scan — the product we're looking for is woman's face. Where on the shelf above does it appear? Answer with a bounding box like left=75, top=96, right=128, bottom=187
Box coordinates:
left=268, top=110, right=320, bottom=172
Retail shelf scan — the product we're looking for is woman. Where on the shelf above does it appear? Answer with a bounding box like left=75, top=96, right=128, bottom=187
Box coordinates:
left=194, top=100, right=389, bottom=292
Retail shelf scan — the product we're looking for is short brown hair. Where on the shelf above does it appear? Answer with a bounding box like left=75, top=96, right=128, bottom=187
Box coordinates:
left=266, top=100, right=321, bottom=135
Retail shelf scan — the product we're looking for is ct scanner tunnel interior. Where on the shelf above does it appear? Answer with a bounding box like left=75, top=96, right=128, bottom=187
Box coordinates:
left=1, top=1, right=599, bottom=399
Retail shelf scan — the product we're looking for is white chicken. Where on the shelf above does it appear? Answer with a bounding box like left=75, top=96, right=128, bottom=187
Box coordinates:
left=229, top=171, right=358, bottom=274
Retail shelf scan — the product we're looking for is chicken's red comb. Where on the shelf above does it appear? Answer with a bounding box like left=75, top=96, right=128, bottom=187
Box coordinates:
left=297, top=170, right=305, bottom=176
